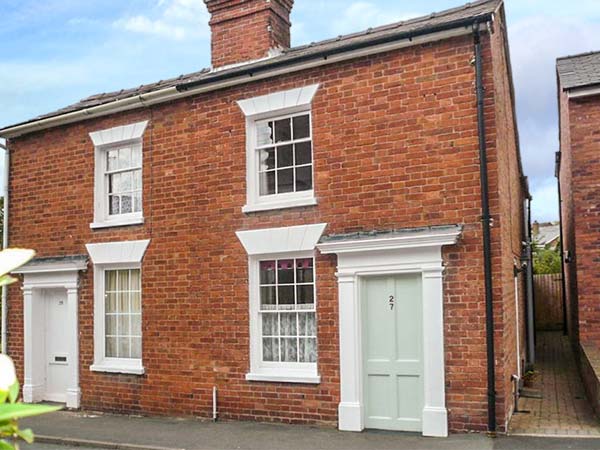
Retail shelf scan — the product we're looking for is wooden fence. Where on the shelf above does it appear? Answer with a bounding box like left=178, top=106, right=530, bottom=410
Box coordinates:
left=534, top=273, right=564, bottom=331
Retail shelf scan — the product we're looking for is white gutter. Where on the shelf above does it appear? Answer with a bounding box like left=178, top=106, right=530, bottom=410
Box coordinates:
left=568, top=85, right=600, bottom=99
left=1, top=141, right=8, bottom=354
left=0, top=24, right=484, bottom=139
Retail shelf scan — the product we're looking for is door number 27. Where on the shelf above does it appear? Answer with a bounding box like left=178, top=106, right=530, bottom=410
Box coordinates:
left=389, top=295, right=395, bottom=310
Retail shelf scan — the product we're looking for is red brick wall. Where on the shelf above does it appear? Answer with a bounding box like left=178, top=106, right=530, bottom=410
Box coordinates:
left=489, top=10, right=528, bottom=429
left=206, top=0, right=293, bottom=68
left=559, top=89, right=579, bottom=343
left=560, top=92, right=600, bottom=346
left=7, top=30, right=523, bottom=432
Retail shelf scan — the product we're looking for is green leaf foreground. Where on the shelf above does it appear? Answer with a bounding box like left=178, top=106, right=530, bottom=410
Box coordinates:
left=0, top=403, right=61, bottom=422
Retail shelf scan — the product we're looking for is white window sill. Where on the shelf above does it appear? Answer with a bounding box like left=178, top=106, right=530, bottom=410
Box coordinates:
left=245, top=372, right=321, bottom=384
left=90, top=363, right=145, bottom=375
left=90, top=217, right=144, bottom=230
left=242, top=197, right=317, bottom=214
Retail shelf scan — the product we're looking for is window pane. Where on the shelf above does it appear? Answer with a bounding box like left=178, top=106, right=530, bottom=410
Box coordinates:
left=297, top=285, right=314, bottom=308
left=118, top=147, right=131, bottom=169
left=277, top=145, right=293, bottom=168
left=105, top=315, right=117, bottom=335
left=131, top=292, right=141, bottom=313
left=257, top=122, right=274, bottom=146
left=118, top=291, right=129, bottom=314
left=280, top=312, right=297, bottom=336
left=278, top=286, right=295, bottom=309
left=107, top=150, right=119, bottom=171
left=277, top=168, right=294, bottom=194
left=106, top=293, right=117, bottom=313
left=263, top=337, right=279, bottom=362
left=131, top=146, right=142, bottom=167
left=299, top=338, right=317, bottom=363
left=295, top=141, right=312, bottom=166
left=293, top=115, right=310, bottom=140
left=133, top=171, right=142, bottom=190
left=118, top=337, right=130, bottom=358
left=296, top=258, right=313, bottom=283
left=259, top=171, right=276, bottom=196
left=118, top=270, right=130, bottom=292
left=260, top=261, right=276, bottom=285
left=131, top=337, right=142, bottom=359
left=298, top=312, right=316, bottom=336
left=281, top=338, right=298, bottom=362
left=259, top=148, right=276, bottom=171
left=106, top=337, right=117, bottom=358
left=134, top=193, right=142, bottom=213
left=274, top=118, right=291, bottom=143
left=262, top=313, right=278, bottom=336
left=130, top=269, right=141, bottom=290
left=121, top=195, right=133, bottom=214
left=260, top=286, right=276, bottom=310
left=106, top=271, right=117, bottom=291
left=277, top=259, right=294, bottom=284
left=295, top=166, right=312, bottom=192
left=109, top=173, right=119, bottom=194
left=118, top=315, right=130, bottom=336
left=131, top=314, right=142, bottom=336
left=109, top=195, right=120, bottom=215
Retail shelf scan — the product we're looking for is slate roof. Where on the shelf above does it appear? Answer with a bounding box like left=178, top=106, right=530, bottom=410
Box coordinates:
left=534, top=223, right=560, bottom=247
left=0, top=0, right=501, bottom=133
left=557, top=51, right=600, bottom=90
left=320, top=225, right=463, bottom=243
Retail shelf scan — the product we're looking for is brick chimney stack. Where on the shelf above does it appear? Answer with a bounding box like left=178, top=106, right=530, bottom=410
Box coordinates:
left=204, top=0, right=294, bottom=68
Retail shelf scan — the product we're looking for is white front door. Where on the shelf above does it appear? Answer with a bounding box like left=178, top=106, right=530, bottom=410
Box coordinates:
left=362, top=274, right=424, bottom=432
left=44, top=289, right=70, bottom=403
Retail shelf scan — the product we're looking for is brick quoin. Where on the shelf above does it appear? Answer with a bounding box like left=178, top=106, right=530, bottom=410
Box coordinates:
left=5, top=1, right=527, bottom=435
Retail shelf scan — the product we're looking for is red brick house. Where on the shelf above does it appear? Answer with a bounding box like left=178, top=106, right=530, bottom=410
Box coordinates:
left=557, top=50, right=600, bottom=411
left=0, top=0, right=529, bottom=437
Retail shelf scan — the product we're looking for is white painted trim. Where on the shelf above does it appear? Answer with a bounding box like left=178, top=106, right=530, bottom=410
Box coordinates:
left=86, top=239, right=150, bottom=265
left=15, top=259, right=88, bottom=274
left=245, top=373, right=321, bottom=384
left=90, top=217, right=145, bottom=229
left=242, top=196, right=318, bottom=213
left=236, top=224, right=327, bottom=256
left=240, top=102, right=317, bottom=213
left=318, top=227, right=462, bottom=437
left=0, top=25, right=484, bottom=139
left=89, top=121, right=148, bottom=147
left=237, top=84, right=319, bottom=118
left=21, top=267, right=82, bottom=409
left=90, top=122, right=147, bottom=229
left=86, top=239, right=150, bottom=375
left=568, top=85, right=600, bottom=99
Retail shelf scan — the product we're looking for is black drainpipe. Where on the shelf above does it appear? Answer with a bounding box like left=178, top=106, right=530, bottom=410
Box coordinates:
left=555, top=151, right=568, bottom=336
left=473, top=24, right=496, bottom=435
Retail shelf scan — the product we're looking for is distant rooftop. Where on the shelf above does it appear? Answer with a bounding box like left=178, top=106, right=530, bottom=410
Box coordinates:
left=557, top=51, right=600, bottom=90
left=0, top=0, right=501, bottom=134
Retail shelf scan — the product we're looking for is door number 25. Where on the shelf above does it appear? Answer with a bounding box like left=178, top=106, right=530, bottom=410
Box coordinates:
left=389, top=295, right=395, bottom=310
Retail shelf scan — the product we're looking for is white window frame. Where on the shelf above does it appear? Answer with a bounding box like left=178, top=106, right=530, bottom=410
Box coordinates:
left=89, top=121, right=148, bottom=229
left=237, top=85, right=319, bottom=213
left=246, top=251, right=320, bottom=384
left=86, top=239, right=150, bottom=375
left=236, top=223, right=327, bottom=384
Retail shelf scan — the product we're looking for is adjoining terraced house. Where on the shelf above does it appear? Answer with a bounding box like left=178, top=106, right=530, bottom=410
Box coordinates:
left=0, top=0, right=531, bottom=437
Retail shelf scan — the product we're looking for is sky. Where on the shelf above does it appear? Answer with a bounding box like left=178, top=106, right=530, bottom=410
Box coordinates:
left=1, top=0, right=600, bottom=222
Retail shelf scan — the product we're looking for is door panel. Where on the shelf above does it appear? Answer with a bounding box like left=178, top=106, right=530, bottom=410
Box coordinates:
left=44, top=289, right=69, bottom=403
left=362, top=274, right=423, bottom=432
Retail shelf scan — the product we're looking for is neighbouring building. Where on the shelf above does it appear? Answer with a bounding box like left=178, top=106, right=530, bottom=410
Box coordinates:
left=557, top=50, right=600, bottom=413
left=532, top=221, right=560, bottom=250
left=0, top=0, right=530, bottom=436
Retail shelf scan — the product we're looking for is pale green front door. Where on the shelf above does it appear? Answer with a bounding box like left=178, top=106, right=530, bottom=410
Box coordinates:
left=362, top=274, right=424, bottom=432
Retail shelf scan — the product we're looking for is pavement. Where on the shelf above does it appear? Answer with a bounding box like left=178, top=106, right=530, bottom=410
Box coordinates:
left=17, top=410, right=600, bottom=450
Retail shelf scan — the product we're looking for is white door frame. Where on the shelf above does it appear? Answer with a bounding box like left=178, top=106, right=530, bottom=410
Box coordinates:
left=15, top=258, right=87, bottom=409
left=318, top=226, right=462, bottom=437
